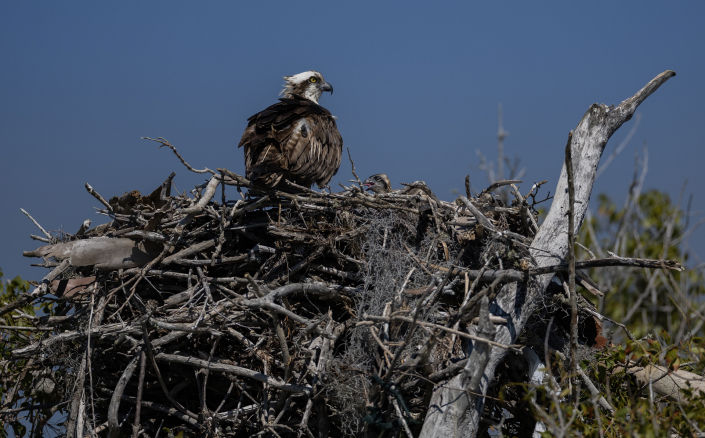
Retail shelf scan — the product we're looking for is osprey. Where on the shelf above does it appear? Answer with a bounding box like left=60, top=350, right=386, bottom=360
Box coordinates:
left=363, top=173, right=424, bottom=196
left=363, top=174, right=393, bottom=194
left=238, top=71, right=343, bottom=189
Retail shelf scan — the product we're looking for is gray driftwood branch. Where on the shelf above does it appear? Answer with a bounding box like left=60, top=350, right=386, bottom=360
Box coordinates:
left=419, top=70, right=676, bottom=437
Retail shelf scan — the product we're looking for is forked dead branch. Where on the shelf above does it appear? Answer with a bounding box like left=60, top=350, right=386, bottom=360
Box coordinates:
left=2, top=71, right=690, bottom=438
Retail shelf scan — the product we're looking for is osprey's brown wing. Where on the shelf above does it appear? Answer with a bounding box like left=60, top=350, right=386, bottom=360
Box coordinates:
left=238, top=95, right=343, bottom=189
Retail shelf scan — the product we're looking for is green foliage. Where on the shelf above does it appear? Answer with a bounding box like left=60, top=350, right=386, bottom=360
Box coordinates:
left=0, top=269, right=58, bottom=438
left=579, top=189, right=705, bottom=341
left=527, top=189, right=705, bottom=437
left=528, top=336, right=705, bottom=437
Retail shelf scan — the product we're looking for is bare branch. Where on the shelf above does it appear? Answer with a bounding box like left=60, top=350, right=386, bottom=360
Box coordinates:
left=143, top=136, right=216, bottom=175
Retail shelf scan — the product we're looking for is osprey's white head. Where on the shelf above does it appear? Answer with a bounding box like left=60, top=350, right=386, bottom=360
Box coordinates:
left=280, top=71, right=333, bottom=104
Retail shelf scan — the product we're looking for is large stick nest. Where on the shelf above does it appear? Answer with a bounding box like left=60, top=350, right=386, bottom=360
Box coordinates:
left=12, top=160, right=630, bottom=437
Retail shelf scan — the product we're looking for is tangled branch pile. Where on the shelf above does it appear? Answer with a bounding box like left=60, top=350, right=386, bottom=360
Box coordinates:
left=6, top=149, right=684, bottom=437
left=4, top=69, right=697, bottom=438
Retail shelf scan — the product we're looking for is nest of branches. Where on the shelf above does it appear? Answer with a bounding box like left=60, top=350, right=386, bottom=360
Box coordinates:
left=6, top=144, right=684, bottom=437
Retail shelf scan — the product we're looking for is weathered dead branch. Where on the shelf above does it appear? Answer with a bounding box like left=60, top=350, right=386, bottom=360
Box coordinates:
left=418, top=70, right=677, bottom=438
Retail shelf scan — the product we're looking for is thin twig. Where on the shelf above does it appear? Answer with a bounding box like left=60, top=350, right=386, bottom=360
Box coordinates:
left=85, top=183, right=114, bottom=213
left=346, top=147, right=364, bottom=189
left=360, top=314, right=521, bottom=351
left=20, top=208, right=53, bottom=240
left=143, top=136, right=216, bottom=175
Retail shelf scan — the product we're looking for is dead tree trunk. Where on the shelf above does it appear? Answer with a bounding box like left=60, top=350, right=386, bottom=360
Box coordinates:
left=419, top=70, right=676, bottom=438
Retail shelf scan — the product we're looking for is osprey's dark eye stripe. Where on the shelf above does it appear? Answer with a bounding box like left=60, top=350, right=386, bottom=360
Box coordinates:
left=309, top=77, right=317, bottom=83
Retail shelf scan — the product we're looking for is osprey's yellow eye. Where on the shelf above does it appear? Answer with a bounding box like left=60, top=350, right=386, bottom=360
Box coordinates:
left=309, top=77, right=317, bottom=83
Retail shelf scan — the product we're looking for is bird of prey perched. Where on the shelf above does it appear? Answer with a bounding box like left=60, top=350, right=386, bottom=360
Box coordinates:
left=238, top=71, right=343, bottom=189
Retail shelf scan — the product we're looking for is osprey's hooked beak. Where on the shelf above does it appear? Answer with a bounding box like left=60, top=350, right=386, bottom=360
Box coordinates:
left=320, top=81, right=333, bottom=95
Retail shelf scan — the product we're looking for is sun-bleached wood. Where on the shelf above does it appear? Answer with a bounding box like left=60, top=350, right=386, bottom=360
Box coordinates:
left=419, top=70, right=676, bottom=438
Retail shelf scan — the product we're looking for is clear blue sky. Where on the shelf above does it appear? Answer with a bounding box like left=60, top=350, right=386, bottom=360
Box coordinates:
left=2, top=2, right=704, bottom=282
